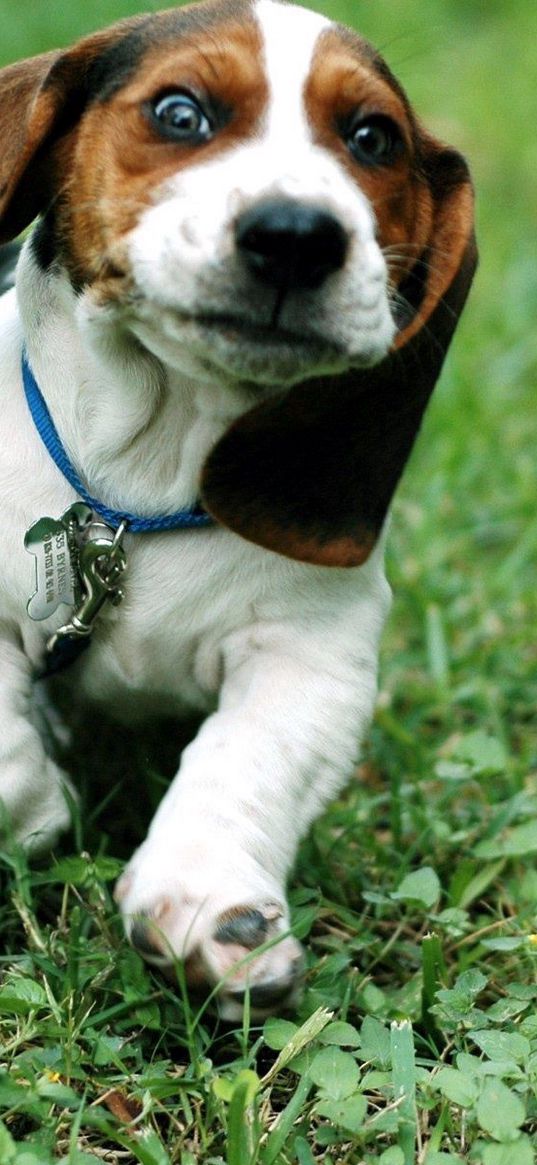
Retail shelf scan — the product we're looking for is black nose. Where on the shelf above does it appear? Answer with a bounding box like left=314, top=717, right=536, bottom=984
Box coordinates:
left=234, top=199, right=349, bottom=291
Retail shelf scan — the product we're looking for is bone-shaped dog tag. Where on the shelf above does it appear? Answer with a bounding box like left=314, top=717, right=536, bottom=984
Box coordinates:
left=25, top=503, right=93, bottom=621
left=41, top=519, right=127, bottom=676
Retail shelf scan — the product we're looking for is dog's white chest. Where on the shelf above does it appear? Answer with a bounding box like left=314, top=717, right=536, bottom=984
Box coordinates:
left=68, top=529, right=287, bottom=717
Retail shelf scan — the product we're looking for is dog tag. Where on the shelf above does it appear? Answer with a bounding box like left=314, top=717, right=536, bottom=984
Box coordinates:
left=44, top=521, right=127, bottom=674
left=25, top=503, right=93, bottom=621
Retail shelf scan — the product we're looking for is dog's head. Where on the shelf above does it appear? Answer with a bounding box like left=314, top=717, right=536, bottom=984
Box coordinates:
left=0, top=0, right=476, bottom=565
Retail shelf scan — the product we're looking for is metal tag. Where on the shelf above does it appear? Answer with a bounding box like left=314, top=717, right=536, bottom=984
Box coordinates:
left=25, top=503, right=93, bottom=621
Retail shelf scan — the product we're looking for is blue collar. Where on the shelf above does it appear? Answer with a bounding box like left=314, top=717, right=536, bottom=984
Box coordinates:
left=21, top=352, right=214, bottom=533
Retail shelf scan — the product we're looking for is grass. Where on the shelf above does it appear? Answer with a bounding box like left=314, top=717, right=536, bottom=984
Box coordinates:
left=1, top=0, right=537, bottom=1161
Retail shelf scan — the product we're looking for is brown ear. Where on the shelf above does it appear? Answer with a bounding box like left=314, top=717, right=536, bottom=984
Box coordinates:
left=201, top=142, right=477, bottom=566
left=0, top=51, right=63, bottom=241
left=0, top=19, right=145, bottom=242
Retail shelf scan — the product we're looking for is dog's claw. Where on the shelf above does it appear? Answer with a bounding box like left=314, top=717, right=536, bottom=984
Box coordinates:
left=129, top=899, right=173, bottom=963
left=213, top=904, right=276, bottom=948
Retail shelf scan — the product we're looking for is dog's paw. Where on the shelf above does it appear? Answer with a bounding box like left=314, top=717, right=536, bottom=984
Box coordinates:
left=0, top=758, right=75, bottom=855
left=115, top=855, right=303, bottom=1019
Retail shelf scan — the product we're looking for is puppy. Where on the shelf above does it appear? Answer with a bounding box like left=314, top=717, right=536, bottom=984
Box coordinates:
left=0, top=0, right=476, bottom=1017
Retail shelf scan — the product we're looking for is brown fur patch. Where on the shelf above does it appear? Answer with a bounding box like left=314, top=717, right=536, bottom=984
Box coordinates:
left=305, top=28, right=433, bottom=295
left=304, top=26, right=474, bottom=350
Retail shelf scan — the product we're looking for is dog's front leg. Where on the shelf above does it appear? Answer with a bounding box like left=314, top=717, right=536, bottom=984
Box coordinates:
left=0, top=633, right=73, bottom=854
left=116, top=611, right=383, bottom=1017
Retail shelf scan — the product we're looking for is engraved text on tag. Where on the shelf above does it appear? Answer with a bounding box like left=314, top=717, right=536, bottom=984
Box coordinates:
left=25, top=503, right=92, bottom=621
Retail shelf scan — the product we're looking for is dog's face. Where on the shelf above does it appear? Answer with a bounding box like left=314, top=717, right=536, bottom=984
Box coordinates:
left=0, top=0, right=476, bottom=565
left=111, top=0, right=404, bottom=387
left=0, top=0, right=464, bottom=386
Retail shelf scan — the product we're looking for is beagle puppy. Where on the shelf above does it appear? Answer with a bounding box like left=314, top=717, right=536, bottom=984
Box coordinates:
left=0, top=0, right=476, bottom=1018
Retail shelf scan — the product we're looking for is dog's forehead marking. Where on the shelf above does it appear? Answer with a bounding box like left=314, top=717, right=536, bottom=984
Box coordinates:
left=113, top=1, right=332, bottom=148
left=252, top=3, right=406, bottom=136
left=254, top=0, right=330, bottom=139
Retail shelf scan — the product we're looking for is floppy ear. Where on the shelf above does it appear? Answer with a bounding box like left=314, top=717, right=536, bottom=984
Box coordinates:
left=0, top=51, right=62, bottom=241
left=201, top=139, right=477, bottom=566
left=0, top=19, right=144, bottom=243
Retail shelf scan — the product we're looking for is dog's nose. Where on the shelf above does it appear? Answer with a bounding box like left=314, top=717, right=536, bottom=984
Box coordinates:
left=234, top=199, right=349, bottom=290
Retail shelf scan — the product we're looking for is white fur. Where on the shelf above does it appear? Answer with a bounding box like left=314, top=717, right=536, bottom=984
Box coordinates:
left=0, top=0, right=394, bottom=1015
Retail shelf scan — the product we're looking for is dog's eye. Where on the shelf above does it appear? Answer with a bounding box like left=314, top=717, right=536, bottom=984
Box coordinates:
left=348, top=116, right=402, bottom=166
left=150, top=93, right=213, bottom=142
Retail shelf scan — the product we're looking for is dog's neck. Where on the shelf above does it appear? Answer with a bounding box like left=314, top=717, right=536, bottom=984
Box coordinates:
left=17, top=243, right=259, bottom=519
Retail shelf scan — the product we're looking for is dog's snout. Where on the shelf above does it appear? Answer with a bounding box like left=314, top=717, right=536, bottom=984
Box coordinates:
left=234, top=199, right=349, bottom=291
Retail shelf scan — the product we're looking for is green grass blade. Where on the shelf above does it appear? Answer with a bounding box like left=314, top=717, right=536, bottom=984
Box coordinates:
left=425, top=603, right=450, bottom=688
left=390, top=1020, right=417, bottom=1165
left=226, top=1070, right=261, bottom=1165
left=422, top=932, right=447, bottom=1047
left=261, top=1073, right=313, bottom=1165
left=261, top=1007, right=333, bottom=1085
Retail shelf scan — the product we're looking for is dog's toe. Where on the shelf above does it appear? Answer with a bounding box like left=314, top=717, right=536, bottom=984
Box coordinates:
left=130, top=914, right=166, bottom=962
left=202, top=901, right=304, bottom=1019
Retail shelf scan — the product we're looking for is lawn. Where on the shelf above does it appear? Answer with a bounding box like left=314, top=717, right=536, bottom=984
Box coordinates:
left=1, top=1, right=536, bottom=1162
